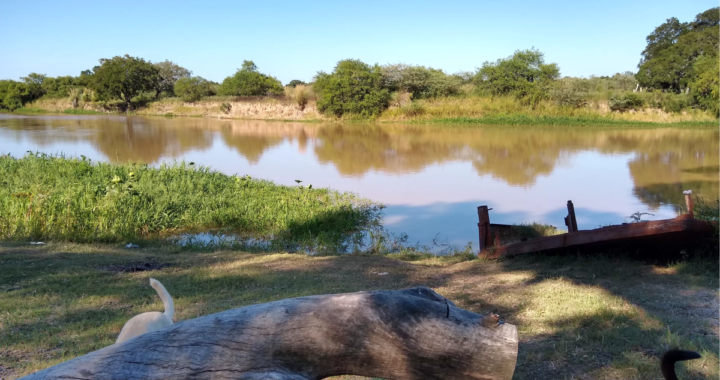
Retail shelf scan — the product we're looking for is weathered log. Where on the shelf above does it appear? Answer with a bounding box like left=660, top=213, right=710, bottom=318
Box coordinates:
left=22, top=287, right=518, bottom=380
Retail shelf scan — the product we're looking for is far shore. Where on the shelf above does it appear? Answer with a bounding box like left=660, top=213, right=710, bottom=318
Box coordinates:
left=4, top=96, right=718, bottom=128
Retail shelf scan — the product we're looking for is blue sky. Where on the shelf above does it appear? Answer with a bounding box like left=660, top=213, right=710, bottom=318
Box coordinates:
left=0, top=1, right=716, bottom=84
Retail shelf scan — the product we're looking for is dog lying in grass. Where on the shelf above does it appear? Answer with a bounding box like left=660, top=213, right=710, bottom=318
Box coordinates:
left=661, top=349, right=701, bottom=380
left=116, top=278, right=174, bottom=344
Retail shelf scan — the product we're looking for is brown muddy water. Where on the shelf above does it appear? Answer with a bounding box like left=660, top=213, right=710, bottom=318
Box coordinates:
left=1, top=114, right=717, bottom=250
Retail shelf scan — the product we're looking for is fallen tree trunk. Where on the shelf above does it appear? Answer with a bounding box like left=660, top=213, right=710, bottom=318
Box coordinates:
left=22, top=287, right=518, bottom=380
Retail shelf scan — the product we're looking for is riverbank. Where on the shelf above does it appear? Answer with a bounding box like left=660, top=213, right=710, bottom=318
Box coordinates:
left=1, top=242, right=717, bottom=379
left=15, top=96, right=719, bottom=128
left=0, top=155, right=380, bottom=249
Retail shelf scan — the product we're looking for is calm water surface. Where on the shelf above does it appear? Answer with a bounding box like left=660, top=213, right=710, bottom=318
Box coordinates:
left=1, top=114, right=717, bottom=250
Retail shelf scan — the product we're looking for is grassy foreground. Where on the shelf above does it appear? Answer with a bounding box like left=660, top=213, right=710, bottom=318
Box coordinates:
left=0, top=154, right=380, bottom=248
left=0, top=243, right=717, bottom=379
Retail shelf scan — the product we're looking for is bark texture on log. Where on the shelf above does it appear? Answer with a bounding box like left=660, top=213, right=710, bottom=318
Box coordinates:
left=22, top=287, right=518, bottom=380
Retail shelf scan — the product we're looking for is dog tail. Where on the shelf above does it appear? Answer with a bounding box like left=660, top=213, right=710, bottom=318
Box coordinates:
left=149, top=278, right=174, bottom=319
left=661, top=349, right=701, bottom=380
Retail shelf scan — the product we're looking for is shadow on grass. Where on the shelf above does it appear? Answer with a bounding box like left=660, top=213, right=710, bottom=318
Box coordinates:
left=1, top=239, right=717, bottom=379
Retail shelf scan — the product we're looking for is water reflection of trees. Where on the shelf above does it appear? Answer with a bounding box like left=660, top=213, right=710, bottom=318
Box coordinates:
left=2, top=115, right=717, bottom=208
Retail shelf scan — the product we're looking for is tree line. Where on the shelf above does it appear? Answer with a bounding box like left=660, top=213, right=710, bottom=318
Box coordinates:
left=0, top=7, right=716, bottom=116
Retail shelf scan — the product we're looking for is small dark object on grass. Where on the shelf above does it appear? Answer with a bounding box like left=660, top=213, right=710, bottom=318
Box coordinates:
left=102, top=262, right=172, bottom=273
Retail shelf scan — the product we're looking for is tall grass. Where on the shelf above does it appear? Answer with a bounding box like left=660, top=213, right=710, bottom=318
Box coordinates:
left=380, top=96, right=718, bottom=125
left=0, top=154, right=381, bottom=248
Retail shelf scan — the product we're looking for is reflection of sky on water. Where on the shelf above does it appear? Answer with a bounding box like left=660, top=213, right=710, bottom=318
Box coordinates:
left=0, top=115, right=712, bottom=250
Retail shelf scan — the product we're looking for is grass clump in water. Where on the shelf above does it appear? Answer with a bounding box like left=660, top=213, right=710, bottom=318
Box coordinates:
left=0, top=154, right=381, bottom=248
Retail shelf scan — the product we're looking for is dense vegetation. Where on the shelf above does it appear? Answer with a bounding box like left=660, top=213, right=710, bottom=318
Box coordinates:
left=217, top=61, right=284, bottom=97
left=174, top=76, right=214, bottom=102
left=314, top=59, right=390, bottom=118
left=0, top=7, right=716, bottom=119
left=0, top=154, right=381, bottom=249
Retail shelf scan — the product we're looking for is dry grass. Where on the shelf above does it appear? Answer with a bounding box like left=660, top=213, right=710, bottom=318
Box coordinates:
left=1, top=243, right=717, bottom=379
left=380, top=96, right=717, bottom=124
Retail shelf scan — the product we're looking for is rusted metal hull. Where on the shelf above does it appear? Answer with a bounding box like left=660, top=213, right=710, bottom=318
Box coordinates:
left=480, top=214, right=715, bottom=259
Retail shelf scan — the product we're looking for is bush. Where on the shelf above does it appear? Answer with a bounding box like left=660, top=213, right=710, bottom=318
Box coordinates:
left=174, top=76, right=213, bottom=102
left=400, top=101, right=425, bottom=117
left=314, top=59, right=391, bottom=118
left=220, top=102, right=232, bottom=114
left=287, top=79, right=307, bottom=88
left=295, top=86, right=309, bottom=110
left=0, top=80, right=26, bottom=111
left=609, top=93, right=644, bottom=112
left=474, top=48, right=560, bottom=98
left=218, top=60, right=284, bottom=96
left=382, top=64, right=461, bottom=99
left=549, top=79, right=587, bottom=108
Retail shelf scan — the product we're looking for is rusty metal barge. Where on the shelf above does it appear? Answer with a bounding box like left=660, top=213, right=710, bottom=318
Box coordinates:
left=477, top=192, right=716, bottom=259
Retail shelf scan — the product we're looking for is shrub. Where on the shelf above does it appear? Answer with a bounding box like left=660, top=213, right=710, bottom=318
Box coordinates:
left=220, top=102, right=232, bottom=114
left=314, top=59, right=391, bottom=118
left=218, top=60, right=284, bottom=96
left=68, top=87, right=82, bottom=108
left=174, top=76, right=213, bottom=102
left=287, top=79, right=307, bottom=88
left=295, top=86, right=309, bottom=110
left=382, top=64, right=461, bottom=99
left=550, top=79, right=587, bottom=108
left=609, top=93, right=644, bottom=112
left=0, top=80, right=26, bottom=111
left=474, top=48, right=560, bottom=98
left=400, top=101, right=425, bottom=117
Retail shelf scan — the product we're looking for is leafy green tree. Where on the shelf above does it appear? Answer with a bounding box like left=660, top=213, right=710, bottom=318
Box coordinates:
left=314, top=59, right=391, bottom=118
left=21, top=73, right=47, bottom=99
left=218, top=60, right=284, bottom=96
left=41, top=76, right=82, bottom=98
left=90, top=55, right=160, bottom=109
left=474, top=48, right=560, bottom=98
left=154, top=60, right=191, bottom=97
left=0, top=80, right=26, bottom=111
left=174, top=76, right=213, bottom=102
left=691, top=54, right=720, bottom=116
left=636, top=7, right=719, bottom=92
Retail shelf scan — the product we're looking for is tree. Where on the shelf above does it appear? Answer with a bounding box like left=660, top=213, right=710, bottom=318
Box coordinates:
left=474, top=48, right=560, bottom=98
left=21, top=73, right=47, bottom=99
left=691, top=54, right=719, bottom=116
left=314, top=59, right=391, bottom=118
left=90, top=55, right=160, bottom=110
left=636, top=7, right=719, bottom=92
left=174, top=76, right=213, bottom=102
left=381, top=64, right=461, bottom=99
left=154, top=60, right=191, bottom=97
left=0, top=80, right=26, bottom=111
left=287, top=79, right=307, bottom=87
left=218, top=60, right=284, bottom=96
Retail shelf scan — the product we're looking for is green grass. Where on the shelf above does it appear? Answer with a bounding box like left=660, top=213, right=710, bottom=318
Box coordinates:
left=0, top=243, right=717, bottom=379
left=0, top=154, right=381, bottom=248
left=61, top=109, right=104, bottom=115
left=422, top=114, right=719, bottom=128
left=7, top=107, right=48, bottom=114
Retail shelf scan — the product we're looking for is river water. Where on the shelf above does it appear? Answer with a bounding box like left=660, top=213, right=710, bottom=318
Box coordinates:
left=1, top=114, right=717, bottom=250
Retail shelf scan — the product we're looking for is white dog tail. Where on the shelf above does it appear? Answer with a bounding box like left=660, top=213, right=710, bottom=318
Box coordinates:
left=149, top=278, right=174, bottom=319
